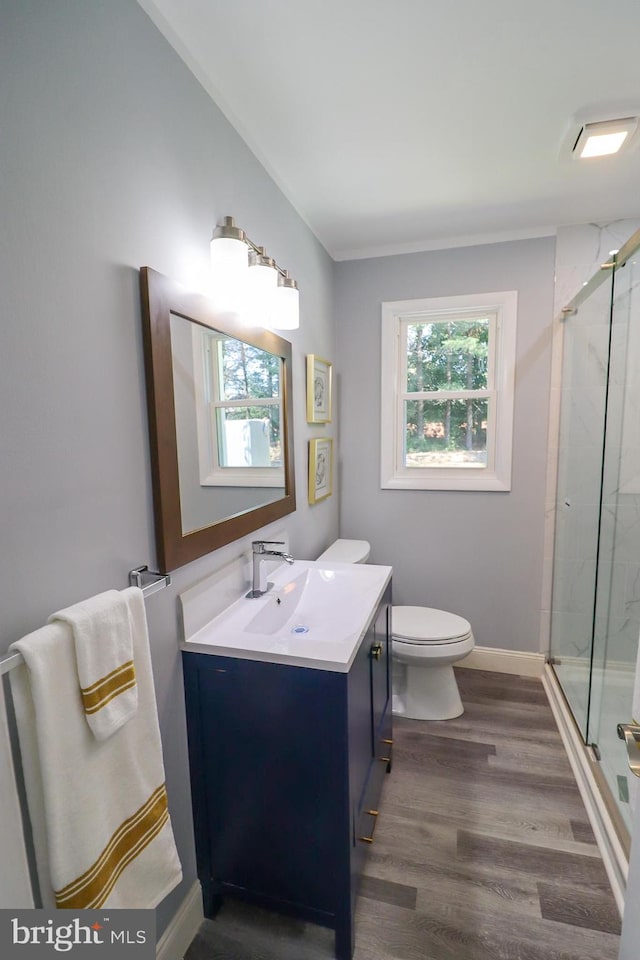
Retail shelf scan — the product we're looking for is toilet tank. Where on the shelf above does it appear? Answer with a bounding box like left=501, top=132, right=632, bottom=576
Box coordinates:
left=317, top=539, right=371, bottom=563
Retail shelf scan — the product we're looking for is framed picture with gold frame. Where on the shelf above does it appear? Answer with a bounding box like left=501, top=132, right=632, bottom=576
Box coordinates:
left=306, top=355, right=332, bottom=423
left=308, top=438, right=333, bottom=504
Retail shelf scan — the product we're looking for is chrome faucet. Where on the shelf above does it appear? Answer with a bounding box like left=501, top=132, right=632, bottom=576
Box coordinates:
left=247, top=540, right=294, bottom=598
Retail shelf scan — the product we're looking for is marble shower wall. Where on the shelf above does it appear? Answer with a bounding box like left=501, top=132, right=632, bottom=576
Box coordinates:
left=552, top=221, right=640, bottom=316
left=542, top=219, right=640, bottom=658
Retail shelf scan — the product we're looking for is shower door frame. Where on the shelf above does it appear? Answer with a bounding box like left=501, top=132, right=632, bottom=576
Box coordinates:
left=549, top=268, right=615, bottom=745
left=547, top=226, right=640, bottom=861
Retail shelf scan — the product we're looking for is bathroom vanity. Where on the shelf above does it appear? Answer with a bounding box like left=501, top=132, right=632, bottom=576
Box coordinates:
left=181, top=560, right=392, bottom=960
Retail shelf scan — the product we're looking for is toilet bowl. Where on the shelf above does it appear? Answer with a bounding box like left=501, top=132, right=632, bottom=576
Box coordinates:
left=392, top=606, right=474, bottom=720
left=316, top=541, right=474, bottom=720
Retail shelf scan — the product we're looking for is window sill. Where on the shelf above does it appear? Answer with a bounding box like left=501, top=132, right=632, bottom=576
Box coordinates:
left=381, top=472, right=511, bottom=492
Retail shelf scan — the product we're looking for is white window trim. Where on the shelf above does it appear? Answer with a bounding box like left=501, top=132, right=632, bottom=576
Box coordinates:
left=381, top=291, right=517, bottom=491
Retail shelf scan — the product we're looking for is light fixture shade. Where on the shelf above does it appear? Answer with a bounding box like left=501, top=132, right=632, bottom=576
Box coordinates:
left=272, top=272, right=299, bottom=330
left=247, top=247, right=278, bottom=325
left=207, top=218, right=300, bottom=329
left=573, top=117, right=638, bottom=158
left=210, top=216, right=249, bottom=313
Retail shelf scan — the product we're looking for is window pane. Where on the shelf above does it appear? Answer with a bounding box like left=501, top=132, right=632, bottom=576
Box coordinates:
left=403, top=398, right=488, bottom=468
left=216, top=406, right=282, bottom=468
left=406, top=318, right=490, bottom=393
left=218, top=339, right=281, bottom=401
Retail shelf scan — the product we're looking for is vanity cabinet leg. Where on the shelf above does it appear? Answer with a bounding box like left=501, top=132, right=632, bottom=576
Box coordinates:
left=334, top=913, right=355, bottom=960
left=201, top=880, right=223, bottom=919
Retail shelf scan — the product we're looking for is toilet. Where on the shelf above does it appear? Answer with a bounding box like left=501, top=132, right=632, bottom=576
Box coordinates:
left=317, top=539, right=474, bottom=721
left=391, top=606, right=474, bottom=720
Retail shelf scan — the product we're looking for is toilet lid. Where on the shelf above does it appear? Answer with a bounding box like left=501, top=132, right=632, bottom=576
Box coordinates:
left=392, top=605, right=472, bottom=643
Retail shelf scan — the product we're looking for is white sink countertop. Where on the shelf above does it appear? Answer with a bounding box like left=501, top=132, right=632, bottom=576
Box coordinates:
left=181, top=559, right=392, bottom=672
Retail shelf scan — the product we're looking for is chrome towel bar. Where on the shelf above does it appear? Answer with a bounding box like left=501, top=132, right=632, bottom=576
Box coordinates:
left=0, top=566, right=171, bottom=676
left=128, top=565, right=171, bottom=596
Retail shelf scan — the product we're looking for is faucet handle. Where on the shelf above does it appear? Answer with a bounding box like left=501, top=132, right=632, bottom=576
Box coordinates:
left=252, top=540, right=285, bottom=553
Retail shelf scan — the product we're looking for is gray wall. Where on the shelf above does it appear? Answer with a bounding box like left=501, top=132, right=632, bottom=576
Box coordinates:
left=334, top=238, right=556, bottom=653
left=1, top=0, right=338, bottom=935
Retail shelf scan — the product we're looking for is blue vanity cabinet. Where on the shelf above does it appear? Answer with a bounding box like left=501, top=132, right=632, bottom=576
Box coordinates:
left=182, top=581, right=392, bottom=960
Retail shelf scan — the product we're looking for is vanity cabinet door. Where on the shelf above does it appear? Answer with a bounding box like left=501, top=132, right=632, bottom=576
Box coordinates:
left=349, top=585, right=393, bottom=903
left=346, top=585, right=391, bottom=811
left=347, top=623, right=378, bottom=816
left=370, top=596, right=391, bottom=743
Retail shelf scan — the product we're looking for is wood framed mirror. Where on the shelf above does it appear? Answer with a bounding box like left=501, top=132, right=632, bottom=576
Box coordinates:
left=140, top=267, right=296, bottom=572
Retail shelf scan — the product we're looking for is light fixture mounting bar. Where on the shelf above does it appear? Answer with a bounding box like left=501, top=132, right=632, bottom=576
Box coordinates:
left=213, top=216, right=293, bottom=282
left=243, top=232, right=290, bottom=281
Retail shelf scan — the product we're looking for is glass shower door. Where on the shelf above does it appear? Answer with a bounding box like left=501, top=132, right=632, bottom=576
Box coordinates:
left=549, top=272, right=615, bottom=736
left=587, top=255, right=640, bottom=832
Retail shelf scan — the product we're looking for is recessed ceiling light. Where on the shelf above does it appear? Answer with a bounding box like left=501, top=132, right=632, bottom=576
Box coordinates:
left=573, top=117, right=638, bottom=158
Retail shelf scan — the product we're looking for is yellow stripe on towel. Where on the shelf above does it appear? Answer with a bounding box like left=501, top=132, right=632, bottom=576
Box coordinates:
left=80, top=661, right=136, bottom=715
left=54, top=784, right=169, bottom=909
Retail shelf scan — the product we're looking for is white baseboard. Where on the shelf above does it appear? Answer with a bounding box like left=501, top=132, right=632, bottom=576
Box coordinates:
left=156, top=881, right=203, bottom=960
left=457, top=645, right=545, bottom=678
left=541, top=665, right=627, bottom=916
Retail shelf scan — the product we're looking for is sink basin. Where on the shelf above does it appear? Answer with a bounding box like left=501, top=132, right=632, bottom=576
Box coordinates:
left=184, top=559, right=393, bottom=672
left=244, top=570, right=310, bottom=635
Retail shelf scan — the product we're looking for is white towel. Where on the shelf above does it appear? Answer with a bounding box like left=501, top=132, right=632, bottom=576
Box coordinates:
left=49, top=589, right=137, bottom=740
left=9, top=587, right=182, bottom=909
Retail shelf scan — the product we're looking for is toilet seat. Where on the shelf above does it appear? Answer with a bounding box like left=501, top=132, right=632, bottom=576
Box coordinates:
left=392, top=605, right=472, bottom=644
left=393, top=634, right=472, bottom=647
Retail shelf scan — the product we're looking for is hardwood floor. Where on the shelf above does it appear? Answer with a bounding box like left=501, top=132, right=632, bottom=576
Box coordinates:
left=184, top=668, right=621, bottom=960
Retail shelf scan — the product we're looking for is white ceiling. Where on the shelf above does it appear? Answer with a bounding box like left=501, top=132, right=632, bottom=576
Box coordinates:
left=139, top=0, right=640, bottom=260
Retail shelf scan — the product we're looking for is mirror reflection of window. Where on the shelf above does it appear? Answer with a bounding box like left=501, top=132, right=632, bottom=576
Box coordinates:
left=210, top=337, right=282, bottom=471
left=169, top=312, right=286, bottom=537
left=194, top=329, right=285, bottom=485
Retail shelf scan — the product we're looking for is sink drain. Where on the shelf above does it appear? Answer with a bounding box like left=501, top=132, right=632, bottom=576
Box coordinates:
left=291, top=625, right=309, bottom=635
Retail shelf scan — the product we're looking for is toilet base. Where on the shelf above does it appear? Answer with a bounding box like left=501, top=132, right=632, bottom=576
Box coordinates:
left=396, top=662, right=464, bottom=721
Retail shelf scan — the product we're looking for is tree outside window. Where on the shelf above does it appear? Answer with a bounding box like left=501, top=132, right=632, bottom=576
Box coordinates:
left=404, top=316, right=490, bottom=469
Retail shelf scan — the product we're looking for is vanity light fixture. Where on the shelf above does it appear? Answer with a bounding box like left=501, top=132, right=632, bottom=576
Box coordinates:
left=210, top=216, right=248, bottom=273
left=573, top=117, right=638, bottom=158
left=276, top=271, right=300, bottom=331
left=247, top=246, right=279, bottom=326
left=209, top=216, right=249, bottom=314
left=210, top=216, right=300, bottom=329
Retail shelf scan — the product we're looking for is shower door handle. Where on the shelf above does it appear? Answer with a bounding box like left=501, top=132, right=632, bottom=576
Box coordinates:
left=617, top=723, right=640, bottom=778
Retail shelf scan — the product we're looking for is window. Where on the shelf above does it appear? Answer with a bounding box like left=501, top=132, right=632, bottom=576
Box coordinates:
left=381, top=291, right=517, bottom=491
left=190, top=324, right=284, bottom=487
